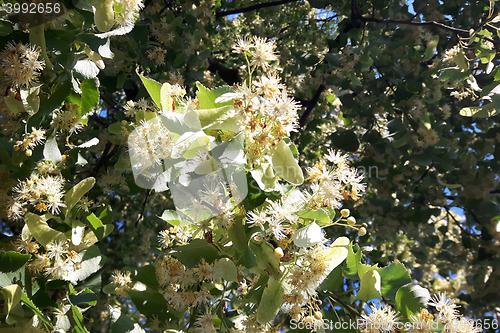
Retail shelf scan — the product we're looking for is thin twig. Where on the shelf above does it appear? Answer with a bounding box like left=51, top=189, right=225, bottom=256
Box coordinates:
left=298, top=84, right=326, bottom=129
left=135, top=189, right=151, bottom=227
left=90, top=143, right=119, bottom=177
left=445, top=206, right=480, bottom=238
left=360, top=16, right=500, bottom=46
left=216, top=0, right=299, bottom=18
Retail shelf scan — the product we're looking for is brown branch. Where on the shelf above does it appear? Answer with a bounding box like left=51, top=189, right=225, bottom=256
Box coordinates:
left=445, top=207, right=480, bottom=238
left=361, top=16, right=500, bottom=47
left=216, top=0, right=299, bottom=18
left=360, top=17, right=470, bottom=35
left=135, top=189, right=151, bottom=227
left=469, top=209, right=482, bottom=225
left=90, top=142, right=119, bottom=177
left=298, top=84, right=326, bottom=129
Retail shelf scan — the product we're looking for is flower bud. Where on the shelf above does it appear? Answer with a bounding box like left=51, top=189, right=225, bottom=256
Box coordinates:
left=358, top=227, right=367, bottom=237
left=25, top=149, right=32, bottom=157
left=340, top=208, right=350, bottom=217
left=347, top=216, right=356, bottom=226
left=274, top=247, right=284, bottom=258
left=313, top=312, right=323, bottom=320
left=84, top=45, right=105, bottom=69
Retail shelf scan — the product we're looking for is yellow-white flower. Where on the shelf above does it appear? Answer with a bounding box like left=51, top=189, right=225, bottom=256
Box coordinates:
left=1, top=42, right=44, bottom=88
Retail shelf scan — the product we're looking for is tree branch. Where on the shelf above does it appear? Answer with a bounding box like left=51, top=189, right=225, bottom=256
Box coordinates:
left=135, top=189, right=151, bottom=227
left=216, top=0, right=299, bottom=18
left=445, top=206, right=480, bottom=238
left=90, top=142, right=119, bottom=177
left=360, top=17, right=470, bottom=35
left=298, top=84, right=325, bottom=129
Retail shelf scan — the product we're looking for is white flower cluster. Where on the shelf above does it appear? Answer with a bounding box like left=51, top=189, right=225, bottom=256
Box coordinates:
left=28, top=240, right=82, bottom=280
left=306, top=149, right=366, bottom=207
left=360, top=293, right=483, bottom=333
left=128, top=117, right=174, bottom=167
left=7, top=173, right=66, bottom=219
left=218, top=36, right=300, bottom=163
left=13, top=127, right=46, bottom=156
left=114, top=0, right=144, bottom=27
left=0, top=42, right=45, bottom=88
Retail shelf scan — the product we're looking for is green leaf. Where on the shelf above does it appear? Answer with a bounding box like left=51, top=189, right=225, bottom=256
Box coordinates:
left=212, top=258, right=238, bottom=282
left=395, top=283, right=431, bottom=320
left=184, top=105, right=236, bottom=131
left=319, top=236, right=350, bottom=273
left=87, top=213, right=104, bottom=239
left=98, top=205, right=114, bottom=225
left=64, top=245, right=107, bottom=284
left=228, top=216, right=248, bottom=253
left=360, top=53, right=373, bottom=67
left=73, top=60, right=99, bottom=79
left=43, top=137, right=62, bottom=164
left=250, top=163, right=279, bottom=191
left=423, top=35, right=439, bottom=61
left=319, top=265, right=343, bottom=291
left=328, top=130, right=359, bottom=151
left=110, top=306, right=147, bottom=333
left=62, top=177, right=96, bottom=218
left=349, top=74, right=362, bottom=86
left=127, top=287, right=172, bottom=322
left=108, top=122, right=126, bottom=134
left=293, top=221, right=323, bottom=247
left=4, top=88, right=26, bottom=114
left=69, top=288, right=97, bottom=306
left=77, top=224, right=114, bottom=249
left=20, top=85, right=41, bottom=116
left=0, top=265, right=26, bottom=288
left=244, top=274, right=269, bottom=303
left=354, top=270, right=382, bottom=302
left=1, top=284, right=22, bottom=320
left=172, top=130, right=209, bottom=159
left=459, top=104, right=499, bottom=117
left=270, top=141, right=304, bottom=185
left=70, top=305, right=91, bottom=333
left=378, top=262, right=411, bottom=301
left=71, top=219, right=86, bottom=246
left=169, top=239, right=219, bottom=268
left=137, top=71, right=162, bottom=109
left=345, top=243, right=362, bottom=279
left=39, top=80, right=71, bottom=117
left=453, top=51, right=468, bottom=71
left=159, top=210, right=190, bottom=226
left=392, top=132, right=413, bottom=148
left=21, top=290, right=53, bottom=330
left=0, top=20, right=13, bottom=36
left=25, top=213, right=68, bottom=247
left=250, top=239, right=281, bottom=277
left=131, top=265, right=159, bottom=288
left=297, top=208, right=330, bottom=225
left=195, top=82, right=234, bottom=109
left=80, top=79, right=100, bottom=116
left=0, top=252, right=31, bottom=273
left=406, top=154, right=433, bottom=166
left=257, top=277, right=284, bottom=324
